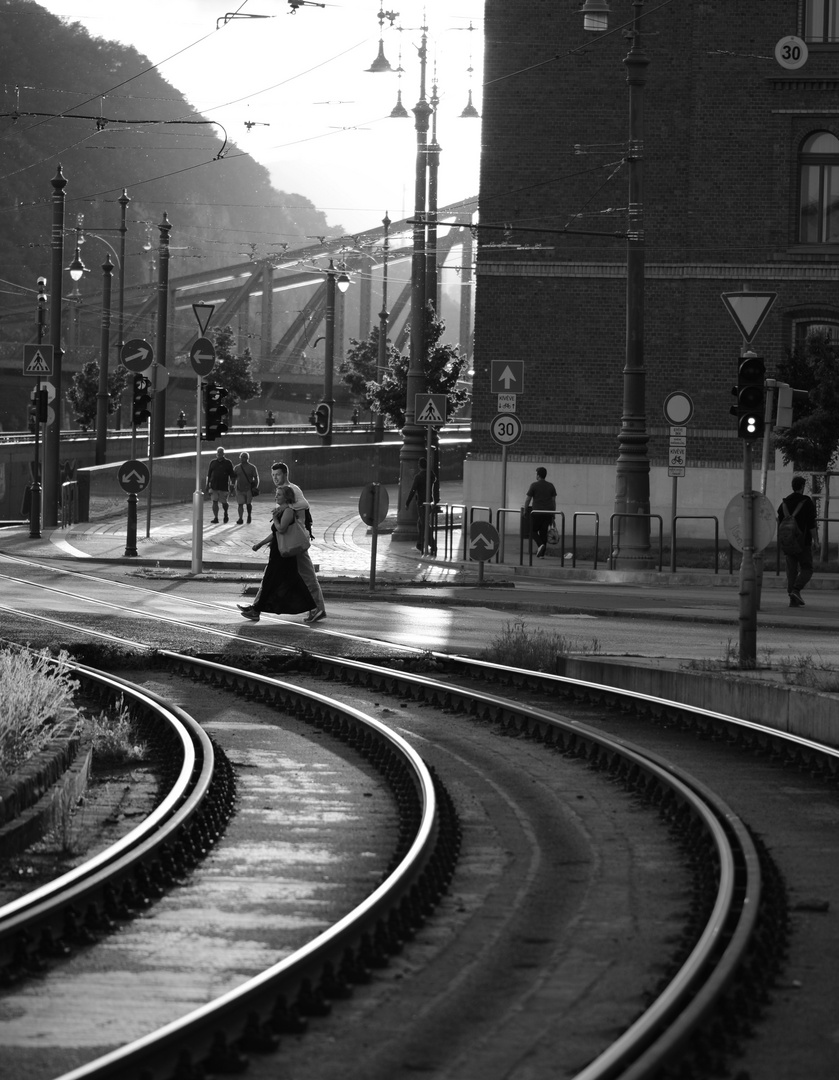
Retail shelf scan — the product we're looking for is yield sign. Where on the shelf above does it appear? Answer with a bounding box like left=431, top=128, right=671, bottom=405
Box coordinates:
left=720, top=292, right=777, bottom=343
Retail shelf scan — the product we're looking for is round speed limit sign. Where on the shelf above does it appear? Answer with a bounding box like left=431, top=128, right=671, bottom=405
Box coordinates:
left=490, top=412, right=523, bottom=445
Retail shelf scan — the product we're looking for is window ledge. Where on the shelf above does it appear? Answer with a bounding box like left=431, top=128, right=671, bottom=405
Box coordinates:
left=775, top=246, right=839, bottom=260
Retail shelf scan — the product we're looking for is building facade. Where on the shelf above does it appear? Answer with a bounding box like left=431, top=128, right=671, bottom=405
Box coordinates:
left=467, top=0, right=839, bottom=530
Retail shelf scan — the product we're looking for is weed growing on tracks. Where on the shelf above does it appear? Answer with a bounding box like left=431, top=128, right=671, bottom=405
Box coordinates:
left=0, top=647, right=80, bottom=778
left=92, top=696, right=149, bottom=764
left=481, top=620, right=601, bottom=673
left=685, top=642, right=839, bottom=688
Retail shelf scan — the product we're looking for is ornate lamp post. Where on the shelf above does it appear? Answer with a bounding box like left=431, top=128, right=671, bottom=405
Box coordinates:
left=580, top=0, right=653, bottom=568
left=322, top=259, right=351, bottom=446
left=95, top=256, right=114, bottom=465
left=29, top=277, right=48, bottom=539
left=374, top=212, right=391, bottom=442
left=43, top=166, right=67, bottom=528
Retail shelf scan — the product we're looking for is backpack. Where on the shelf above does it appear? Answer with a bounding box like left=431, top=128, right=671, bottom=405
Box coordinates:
left=778, top=499, right=805, bottom=557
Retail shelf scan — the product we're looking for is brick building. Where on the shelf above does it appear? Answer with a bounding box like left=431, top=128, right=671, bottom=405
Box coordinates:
left=465, top=0, right=839, bottom=535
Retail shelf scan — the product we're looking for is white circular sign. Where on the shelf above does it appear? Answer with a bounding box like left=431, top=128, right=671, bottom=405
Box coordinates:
left=663, top=390, right=694, bottom=426
left=490, top=413, right=523, bottom=445
left=723, top=493, right=776, bottom=554
left=775, top=36, right=808, bottom=70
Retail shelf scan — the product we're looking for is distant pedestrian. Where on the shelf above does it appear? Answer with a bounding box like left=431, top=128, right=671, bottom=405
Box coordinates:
left=266, top=410, right=275, bottom=426
left=777, top=475, right=818, bottom=607
left=309, top=409, right=317, bottom=426
left=405, top=458, right=439, bottom=555
left=524, top=466, right=557, bottom=558
left=351, top=407, right=360, bottom=426
left=240, top=486, right=316, bottom=622
left=205, top=446, right=235, bottom=524
left=233, top=451, right=259, bottom=525
left=269, top=461, right=326, bottom=623
left=176, top=411, right=186, bottom=429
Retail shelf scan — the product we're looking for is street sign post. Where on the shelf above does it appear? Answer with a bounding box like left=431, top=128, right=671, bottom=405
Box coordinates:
left=724, top=492, right=776, bottom=554
left=469, top=520, right=500, bottom=587
left=118, top=458, right=150, bottom=559
left=490, top=413, right=523, bottom=445
left=358, top=482, right=390, bottom=591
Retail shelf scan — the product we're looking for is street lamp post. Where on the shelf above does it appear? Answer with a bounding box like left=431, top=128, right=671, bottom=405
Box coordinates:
left=153, top=213, right=171, bottom=458
left=374, top=212, right=391, bottom=442
left=322, top=259, right=350, bottom=446
left=29, top=277, right=48, bottom=539
left=95, top=256, right=113, bottom=465
left=393, top=23, right=433, bottom=541
left=581, top=0, right=653, bottom=569
left=43, top=166, right=67, bottom=529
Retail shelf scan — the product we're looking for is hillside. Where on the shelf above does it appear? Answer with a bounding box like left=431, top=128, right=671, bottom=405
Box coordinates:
left=0, top=0, right=337, bottom=339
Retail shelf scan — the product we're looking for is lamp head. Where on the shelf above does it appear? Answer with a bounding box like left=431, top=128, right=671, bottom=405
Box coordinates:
left=68, top=248, right=88, bottom=282
left=580, top=0, right=611, bottom=31
left=337, top=272, right=351, bottom=293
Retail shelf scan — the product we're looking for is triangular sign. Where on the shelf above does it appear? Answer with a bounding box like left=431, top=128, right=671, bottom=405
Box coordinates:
left=25, top=349, right=51, bottom=373
left=720, top=292, right=777, bottom=343
left=417, top=399, right=444, bottom=423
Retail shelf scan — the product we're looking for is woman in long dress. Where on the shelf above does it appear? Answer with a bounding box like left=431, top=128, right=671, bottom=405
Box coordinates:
left=239, top=488, right=314, bottom=622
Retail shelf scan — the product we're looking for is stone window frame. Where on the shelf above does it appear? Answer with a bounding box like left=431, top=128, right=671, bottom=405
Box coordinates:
left=802, top=0, right=839, bottom=45
left=797, top=130, right=839, bottom=243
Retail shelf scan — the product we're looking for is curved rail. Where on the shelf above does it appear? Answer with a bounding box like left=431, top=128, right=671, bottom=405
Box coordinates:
left=0, top=664, right=235, bottom=980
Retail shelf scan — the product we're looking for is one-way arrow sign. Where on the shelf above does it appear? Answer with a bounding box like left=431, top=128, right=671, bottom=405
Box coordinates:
left=491, top=359, right=524, bottom=395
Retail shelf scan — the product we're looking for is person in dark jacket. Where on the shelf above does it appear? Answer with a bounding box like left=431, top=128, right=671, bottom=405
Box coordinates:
left=524, top=466, right=558, bottom=557
left=777, top=475, right=818, bottom=607
left=205, top=446, right=235, bottom=524
left=405, top=459, right=439, bottom=555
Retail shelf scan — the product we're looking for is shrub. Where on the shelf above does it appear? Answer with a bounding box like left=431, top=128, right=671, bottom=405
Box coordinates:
left=0, top=648, right=80, bottom=777
left=92, top=698, right=148, bottom=763
left=480, top=620, right=601, bottom=673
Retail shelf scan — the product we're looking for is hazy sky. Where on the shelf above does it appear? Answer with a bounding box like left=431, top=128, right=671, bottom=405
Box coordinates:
left=37, top=0, right=484, bottom=235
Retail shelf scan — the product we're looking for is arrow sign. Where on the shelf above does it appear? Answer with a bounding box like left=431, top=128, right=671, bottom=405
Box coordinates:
left=117, top=458, right=151, bottom=494
left=491, top=360, right=524, bottom=395
left=469, top=520, right=500, bottom=562
left=190, top=336, right=216, bottom=376
left=721, top=292, right=777, bottom=343
left=121, top=338, right=154, bottom=373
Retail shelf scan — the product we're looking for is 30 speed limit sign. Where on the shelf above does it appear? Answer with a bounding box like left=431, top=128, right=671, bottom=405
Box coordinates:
left=490, top=412, right=523, bottom=445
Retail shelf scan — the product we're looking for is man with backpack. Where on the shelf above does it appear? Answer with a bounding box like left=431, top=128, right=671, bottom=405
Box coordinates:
left=777, top=476, right=818, bottom=607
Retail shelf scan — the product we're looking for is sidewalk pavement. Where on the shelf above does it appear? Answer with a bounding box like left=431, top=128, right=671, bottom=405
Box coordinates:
left=2, top=484, right=837, bottom=631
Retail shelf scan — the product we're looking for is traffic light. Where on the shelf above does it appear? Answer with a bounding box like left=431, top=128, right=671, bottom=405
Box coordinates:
left=775, top=384, right=809, bottom=429
left=730, top=354, right=765, bottom=439
left=314, top=401, right=332, bottom=437
left=204, top=381, right=229, bottom=441
left=132, top=375, right=152, bottom=427
left=28, top=389, right=38, bottom=433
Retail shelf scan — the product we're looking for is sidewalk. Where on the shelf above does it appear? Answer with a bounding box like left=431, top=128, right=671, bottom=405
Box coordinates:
left=2, top=484, right=837, bottom=631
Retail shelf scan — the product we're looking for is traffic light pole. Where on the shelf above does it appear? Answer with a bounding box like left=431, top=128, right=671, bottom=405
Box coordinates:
left=192, top=376, right=204, bottom=575
left=738, top=437, right=758, bottom=668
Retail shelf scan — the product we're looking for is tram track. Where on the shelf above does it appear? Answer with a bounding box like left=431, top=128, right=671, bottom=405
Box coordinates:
left=0, top=560, right=835, bottom=1077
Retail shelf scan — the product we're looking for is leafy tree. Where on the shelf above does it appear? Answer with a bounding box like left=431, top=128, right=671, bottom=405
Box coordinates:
left=339, top=325, right=402, bottom=409
left=210, top=325, right=262, bottom=423
left=340, top=305, right=470, bottom=429
left=67, top=361, right=128, bottom=430
left=774, top=331, right=839, bottom=472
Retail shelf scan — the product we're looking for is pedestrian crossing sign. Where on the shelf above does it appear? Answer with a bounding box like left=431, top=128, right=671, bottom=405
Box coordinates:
left=23, top=344, right=54, bottom=376
left=415, top=393, right=447, bottom=425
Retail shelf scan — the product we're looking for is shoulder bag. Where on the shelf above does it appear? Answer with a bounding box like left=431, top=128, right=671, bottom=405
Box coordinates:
left=274, top=509, right=311, bottom=557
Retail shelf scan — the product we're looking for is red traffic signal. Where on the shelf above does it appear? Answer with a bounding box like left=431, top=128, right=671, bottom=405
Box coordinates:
left=132, top=375, right=152, bottom=427
left=204, top=381, right=229, bottom=441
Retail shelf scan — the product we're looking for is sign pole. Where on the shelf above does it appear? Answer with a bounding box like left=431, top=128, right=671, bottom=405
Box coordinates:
left=500, top=444, right=508, bottom=562
left=739, top=439, right=757, bottom=666
left=125, top=493, right=138, bottom=558
left=30, top=376, right=42, bottom=539
left=369, top=483, right=380, bottom=592
left=423, top=425, right=433, bottom=554
left=192, top=375, right=204, bottom=574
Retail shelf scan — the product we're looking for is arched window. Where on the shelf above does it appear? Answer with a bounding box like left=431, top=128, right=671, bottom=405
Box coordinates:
left=804, top=1, right=839, bottom=42
left=798, top=132, right=839, bottom=243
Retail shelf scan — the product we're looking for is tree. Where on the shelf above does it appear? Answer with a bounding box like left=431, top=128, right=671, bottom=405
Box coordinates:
left=210, top=325, right=262, bottom=421
left=774, top=331, right=839, bottom=472
left=339, top=325, right=401, bottom=412
left=67, top=361, right=128, bottom=430
left=340, top=305, right=470, bottom=430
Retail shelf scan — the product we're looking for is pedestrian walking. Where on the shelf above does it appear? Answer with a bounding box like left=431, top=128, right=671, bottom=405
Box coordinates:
left=269, top=461, right=326, bottom=623
left=524, top=466, right=557, bottom=557
left=239, top=486, right=316, bottom=622
left=777, top=475, right=818, bottom=607
left=405, top=458, right=439, bottom=555
left=205, top=446, right=235, bottom=524
left=232, top=451, right=259, bottom=524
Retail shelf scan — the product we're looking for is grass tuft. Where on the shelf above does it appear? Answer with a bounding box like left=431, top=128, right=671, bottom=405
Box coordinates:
left=0, top=647, right=80, bottom=778
left=480, top=620, right=601, bottom=673
left=91, top=697, right=149, bottom=764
